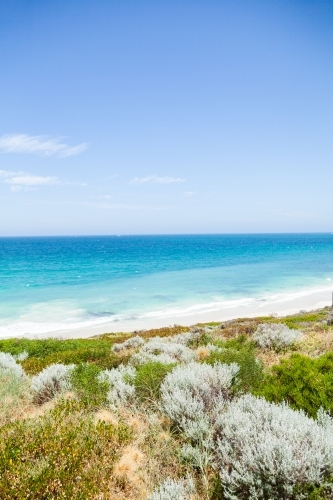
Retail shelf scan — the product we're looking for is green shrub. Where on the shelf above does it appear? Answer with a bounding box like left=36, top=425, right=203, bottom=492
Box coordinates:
left=71, top=363, right=109, bottom=408
left=0, top=399, right=131, bottom=499
left=0, top=337, right=113, bottom=358
left=133, top=361, right=176, bottom=403
left=188, top=331, right=213, bottom=348
left=256, top=353, right=333, bottom=418
left=0, top=372, right=32, bottom=426
left=204, top=337, right=263, bottom=392
left=21, top=348, right=122, bottom=375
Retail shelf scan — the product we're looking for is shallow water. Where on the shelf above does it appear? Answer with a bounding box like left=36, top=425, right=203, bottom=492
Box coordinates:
left=0, top=234, right=332, bottom=336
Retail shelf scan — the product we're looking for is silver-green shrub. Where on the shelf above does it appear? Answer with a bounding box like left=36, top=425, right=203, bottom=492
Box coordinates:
left=112, top=335, right=145, bottom=352
left=147, top=476, right=196, bottom=500
left=214, top=394, right=333, bottom=499
left=0, top=351, right=25, bottom=378
left=160, top=361, right=238, bottom=441
left=131, top=337, right=195, bottom=365
left=13, top=350, right=29, bottom=362
left=98, top=364, right=136, bottom=410
left=253, top=322, right=301, bottom=350
left=169, top=330, right=201, bottom=345
left=31, top=363, right=74, bottom=404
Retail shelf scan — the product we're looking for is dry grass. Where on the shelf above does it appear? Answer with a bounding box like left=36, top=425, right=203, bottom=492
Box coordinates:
left=196, top=346, right=211, bottom=360
left=0, top=374, right=33, bottom=426
left=1, top=307, right=333, bottom=499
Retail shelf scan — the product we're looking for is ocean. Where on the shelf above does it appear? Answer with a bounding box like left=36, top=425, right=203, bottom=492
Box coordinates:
left=0, top=234, right=332, bottom=337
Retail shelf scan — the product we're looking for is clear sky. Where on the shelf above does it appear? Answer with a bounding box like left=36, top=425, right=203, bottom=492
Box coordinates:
left=1, top=0, right=332, bottom=235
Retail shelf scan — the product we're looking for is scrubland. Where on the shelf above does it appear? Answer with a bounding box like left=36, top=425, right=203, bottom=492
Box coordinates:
left=1, top=308, right=333, bottom=499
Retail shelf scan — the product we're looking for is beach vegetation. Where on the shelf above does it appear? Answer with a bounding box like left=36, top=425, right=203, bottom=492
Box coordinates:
left=130, top=336, right=195, bottom=365
left=70, top=362, right=109, bottom=408
left=147, top=476, right=196, bottom=500
left=112, top=334, right=145, bottom=352
left=214, top=394, right=333, bottom=499
left=256, top=352, right=333, bottom=417
left=203, top=339, right=263, bottom=393
left=0, top=312, right=332, bottom=498
left=0, top=399, right=131, bottom=499
left=0, top=351, right=25, bottom=378
left=31, top=363, right=74, bottom=404
left=133, top=361, right=176, bottom=404
left=253, top=322, right=302, bottom=351
left=98, top=364, right=136, bottom=410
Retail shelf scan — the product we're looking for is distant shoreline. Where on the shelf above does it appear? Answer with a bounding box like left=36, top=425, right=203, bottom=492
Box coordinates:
left=1, top=285, right=331, bottom=340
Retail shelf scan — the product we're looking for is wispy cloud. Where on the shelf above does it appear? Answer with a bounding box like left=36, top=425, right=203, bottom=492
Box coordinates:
left=131, top=175, right=186, bottom=184
left=183, top=191, right=196, bottom=197
left=6, top=175, right=59, bottom=187
left=0, top=169, right=85, bottom=191
left=0, top=134, right=88, bottom=157
left=87, top=202, right=171, bottom=210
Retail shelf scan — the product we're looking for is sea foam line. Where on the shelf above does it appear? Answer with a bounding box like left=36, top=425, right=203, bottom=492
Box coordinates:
left=0, top=283, right=332, bottom=338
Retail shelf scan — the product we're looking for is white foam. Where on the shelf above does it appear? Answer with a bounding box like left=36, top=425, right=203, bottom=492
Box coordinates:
left=0, top=284, right=332, bottom=339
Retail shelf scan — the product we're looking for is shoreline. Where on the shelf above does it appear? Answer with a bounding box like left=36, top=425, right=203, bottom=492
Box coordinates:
left=1, top=285, right=332, bottom=340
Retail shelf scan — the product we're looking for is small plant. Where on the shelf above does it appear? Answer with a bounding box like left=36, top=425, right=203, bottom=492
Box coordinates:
left=256, top=352, right=333, bottom=417
left=31, top=363, right=74, bottom=404
left=13, top=350, right=29, bottom=362
left=169, top=329, right=202, bottom=346
left=98, top=364, right=136, bottom=410
left=71, top=363, right=109, bottom=408
left=131, top=337, right=195, bottom=365
left=253, top=322, right=301, bottom=350
left=133, top=361, right=175, bottom=404
left=147, top=476, right=196, bottom=500
left=160, top=361, right=238, bottom=441
left=214, top=394, right=333, bottom=499
left=204, top=340, right=263, bottom=392
left=0, top=351, right=25, bottom=378
left=112, top=335, right=145, bottom=352
left=0, top=370, right=32, bottom=425
left=0, top=399, right=131, bottom=499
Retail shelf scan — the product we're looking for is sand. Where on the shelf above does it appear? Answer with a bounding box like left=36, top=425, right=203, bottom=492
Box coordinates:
left=8, top=285, right=331, bottom=340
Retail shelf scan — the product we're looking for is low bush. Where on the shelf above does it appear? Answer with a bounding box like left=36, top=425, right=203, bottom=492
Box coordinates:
left=0, top=399, right=131, bottom=499
left=21, top=347, right=120, bottom=375
left=112, top=335, right=145, bottom=352
left=131, top=337, right=195, bottom=365
left=0, top=337, right=115, bottom=358
left=160, top=361, right=238, bottom=442
left=71, top=363, right=109, bottom=408
left=204, top=339, right=263, bottom=393
left=256, top=352, right=333, bottom=418
left=0, top=352, right=25, bottom=378
left=147, top=476, right=196, bottom=500
left=133, top=361, right=175, bottom=404
left=253, top=322, right=301, bottom=351
left=31, top=363, right=74, bottom=404
left=98, top=364, right=136, bottom=410
left=214, top=394, right=333, bottom=500
left=0, top=371, right=32, bottom=426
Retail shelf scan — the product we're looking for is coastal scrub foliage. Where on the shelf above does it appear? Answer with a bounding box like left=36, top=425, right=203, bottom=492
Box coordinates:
left=31, top=363, right=74, bottom=404
left=0, top=399, right=131, bottom=500
left=147, top=476, right=196, bottom=500
left=214, top=395, right=333, bottom=499
left=0, top=351, right=25, bottom=379
left=160, top=361, right=238, bottom=440
left=98, top=364, right=136, bottom=410
left=256, top=352, right=333, bottom=417
left=0, top=311, right=333, bottom=498
left=253, top=322, right=301, bottom=351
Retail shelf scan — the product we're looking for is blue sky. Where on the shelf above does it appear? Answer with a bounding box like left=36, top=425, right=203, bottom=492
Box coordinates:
left=0, top=0, right=332, bottom=235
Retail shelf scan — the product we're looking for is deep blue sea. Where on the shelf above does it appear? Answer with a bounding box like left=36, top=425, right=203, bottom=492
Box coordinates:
left=0, top=234, right=332, bottom=336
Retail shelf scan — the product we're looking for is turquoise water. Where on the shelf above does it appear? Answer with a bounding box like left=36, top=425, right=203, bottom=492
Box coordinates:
left=0, top=234, right=332, bottom=336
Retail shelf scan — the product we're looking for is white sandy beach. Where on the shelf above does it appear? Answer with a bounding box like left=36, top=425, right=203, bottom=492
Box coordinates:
left=1, top=285, right=331, bottom=340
